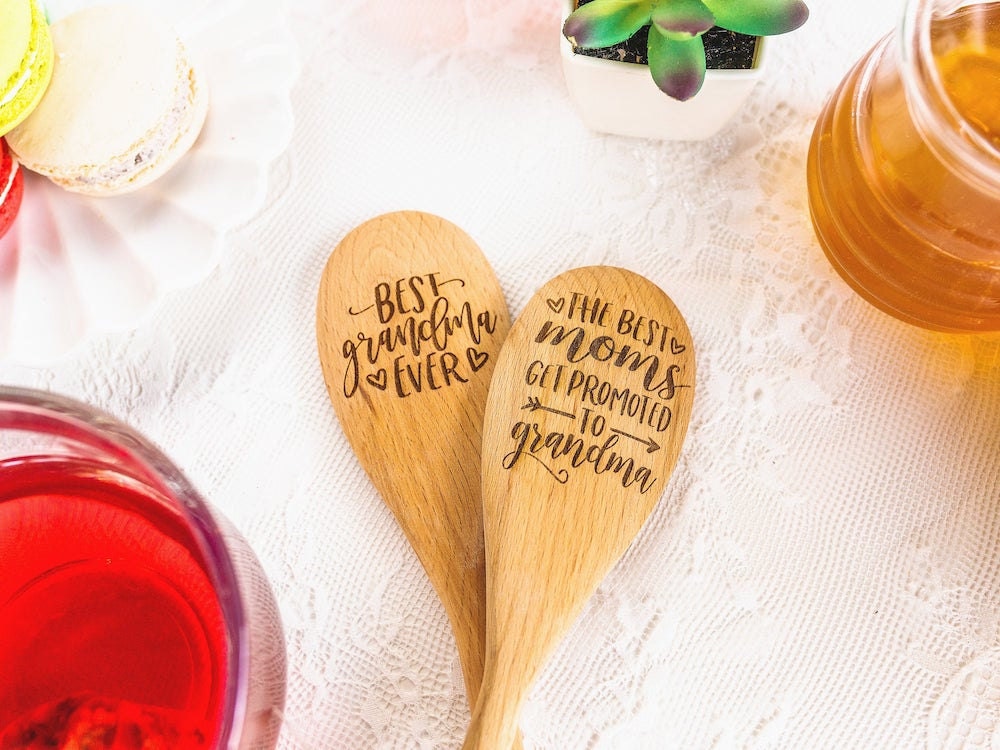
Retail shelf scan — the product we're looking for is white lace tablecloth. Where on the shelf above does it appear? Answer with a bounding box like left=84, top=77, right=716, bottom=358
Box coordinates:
left=3, top=0, right=1000, bottom=747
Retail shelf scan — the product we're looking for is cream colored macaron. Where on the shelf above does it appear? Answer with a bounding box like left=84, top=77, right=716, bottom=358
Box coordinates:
left=7, top=3, right=208, bottom=196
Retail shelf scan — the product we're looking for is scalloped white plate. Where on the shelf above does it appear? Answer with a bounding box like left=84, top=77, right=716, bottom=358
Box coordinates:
left=0, top=0, right=298, bottom=365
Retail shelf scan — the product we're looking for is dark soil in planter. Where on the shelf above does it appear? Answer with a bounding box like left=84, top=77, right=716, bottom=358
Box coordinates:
left=571, top=0, right=758, bottom=69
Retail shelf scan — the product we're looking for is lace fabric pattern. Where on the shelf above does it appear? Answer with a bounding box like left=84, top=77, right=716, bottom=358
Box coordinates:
left=2, top=0, right=1000, bottom=748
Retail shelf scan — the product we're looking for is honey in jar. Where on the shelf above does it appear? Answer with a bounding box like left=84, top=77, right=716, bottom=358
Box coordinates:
left=807, top=0, right=1000, bottom=332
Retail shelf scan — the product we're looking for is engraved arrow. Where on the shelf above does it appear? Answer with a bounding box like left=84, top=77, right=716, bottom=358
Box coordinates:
left=521, top=396, right=576, bottom=420
left=610, top=427, right=661, bottom=453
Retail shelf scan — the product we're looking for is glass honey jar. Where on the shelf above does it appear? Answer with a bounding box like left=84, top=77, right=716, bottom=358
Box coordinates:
left=807, top=0, right=1000, bottom=332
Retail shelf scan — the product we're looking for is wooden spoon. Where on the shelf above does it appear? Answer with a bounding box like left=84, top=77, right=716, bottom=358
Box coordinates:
left=316, top=211, right=512, bottom=733
left=463, top=266, right=696, bottom=748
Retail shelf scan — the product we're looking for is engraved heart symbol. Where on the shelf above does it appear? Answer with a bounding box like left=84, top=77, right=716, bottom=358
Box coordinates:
left=546, top=297, right=565, bottom=314
left=467, top=348, right=489, bottom=372
left=670, top=337, right=686, bottom=355
left=366, top=369, right=388, bottom=390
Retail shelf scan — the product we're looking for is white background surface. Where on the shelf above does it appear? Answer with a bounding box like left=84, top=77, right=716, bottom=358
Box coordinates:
left=3, top=0, right=1000, bottom=747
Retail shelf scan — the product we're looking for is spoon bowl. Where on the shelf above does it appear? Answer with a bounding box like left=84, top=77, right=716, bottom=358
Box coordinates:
left=463, top=266, right=696, bottom=748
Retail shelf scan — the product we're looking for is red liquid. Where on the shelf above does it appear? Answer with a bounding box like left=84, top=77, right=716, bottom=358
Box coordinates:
left=0, top=457, right=227, bottom=748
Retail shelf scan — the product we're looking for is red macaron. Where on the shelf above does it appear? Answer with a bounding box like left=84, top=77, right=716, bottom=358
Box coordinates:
left=0, top=138, right=24, bottom=239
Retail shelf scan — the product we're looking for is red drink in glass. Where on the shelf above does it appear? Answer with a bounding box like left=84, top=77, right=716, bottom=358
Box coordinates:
left=0, top=389, right=285, bottom=749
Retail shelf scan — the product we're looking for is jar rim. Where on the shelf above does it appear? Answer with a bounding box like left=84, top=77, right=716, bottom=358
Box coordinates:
left=899, top=0, right=1000, bottom=194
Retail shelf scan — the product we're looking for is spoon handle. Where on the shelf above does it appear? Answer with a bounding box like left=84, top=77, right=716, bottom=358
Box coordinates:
left=462, top=712, right=519, bottom=749
left=462, top=674, right=525, bottom=750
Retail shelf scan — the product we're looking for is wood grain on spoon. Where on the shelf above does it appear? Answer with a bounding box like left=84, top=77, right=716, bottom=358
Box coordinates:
left=464, top=266, right=695, bottom=748
left=316, top=211, right=511, bottom=717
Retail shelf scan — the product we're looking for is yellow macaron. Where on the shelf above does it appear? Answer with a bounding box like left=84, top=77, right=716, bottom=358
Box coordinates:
left=0, top=0, right=53, bottom=136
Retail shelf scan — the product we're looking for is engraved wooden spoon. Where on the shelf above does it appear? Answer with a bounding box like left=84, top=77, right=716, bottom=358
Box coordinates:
left=316, top=211, right=512, bottom=733
left=462, top=266, right=696, bottom=748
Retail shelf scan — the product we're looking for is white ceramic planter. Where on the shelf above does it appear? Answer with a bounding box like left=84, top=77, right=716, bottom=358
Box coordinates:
left=560, top=1, right=767, bottom=141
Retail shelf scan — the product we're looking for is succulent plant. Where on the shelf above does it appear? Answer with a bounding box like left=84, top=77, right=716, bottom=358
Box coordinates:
left=563, top=0, right=809, bottom=101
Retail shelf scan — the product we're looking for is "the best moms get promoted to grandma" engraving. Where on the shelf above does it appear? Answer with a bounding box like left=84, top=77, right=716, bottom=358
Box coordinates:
left=501, top=289, right=693, bottom=495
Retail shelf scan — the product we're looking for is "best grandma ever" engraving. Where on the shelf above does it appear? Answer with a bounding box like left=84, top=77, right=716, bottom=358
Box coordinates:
left=341, top=272, right=501, bottom=399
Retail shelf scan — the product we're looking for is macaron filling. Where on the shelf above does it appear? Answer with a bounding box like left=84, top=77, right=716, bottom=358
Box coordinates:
left=0, top=49, right=36, bottom=109
left=0, top=140, right=22, bottom=238
left=0, top=158, right=18, bottom=205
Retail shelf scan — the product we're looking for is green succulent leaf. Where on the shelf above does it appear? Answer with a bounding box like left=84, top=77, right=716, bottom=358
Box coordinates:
left=563, top=0, right=653, bottom=49
left=650, top=0, right=716, bottom=41
left=647, top=24, right=706, bottom=101
left=701, top=0, right=809, bottom=36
